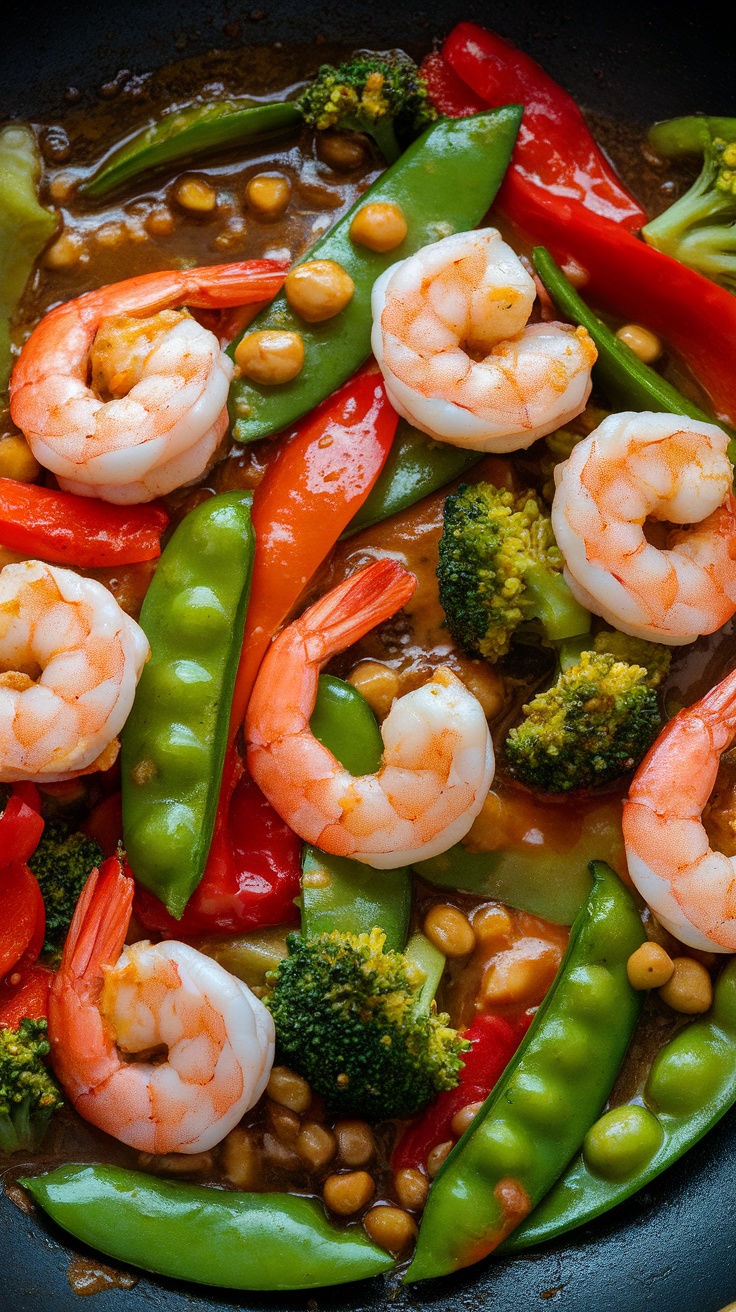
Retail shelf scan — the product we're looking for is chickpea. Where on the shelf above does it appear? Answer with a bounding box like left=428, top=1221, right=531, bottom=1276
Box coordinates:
left=323, top=1170, right=375, bottom=1215
left=426, top=1140, right=453, bottom=1178
left=450, top=1100, right=484, bottom=1138
left=48, top=172, right=76, bottom=203
left=174, top=176, right=217, bottom=213
left=220, top=1127, right=260, bottom=1190
left=266, top=1065, right=312, bottom=1113
left=363, top=1205, right=417, bottom=1254
left=423, top=904, right=476, bottom=958
left=137, top=1150, right=213, bottom=1175
left=94, top=220, right=127, bottom=248
left=284, top=260, right=354, bottom=323
left=43, top=229, right=85, bottom=269
left=262, top=1131, right=301, bottom=1170
left=658, top=956, right=713, bottom=1014
left=334, top=1119, right=375, bottom=1167
left=267, top=1102, right=301, bottom=1143
left=615, top=323, right=663, bottom=364
left=455, top=659, right=505, bottom=719
left=349, top=201, right=408, bottom=253
left=393, top=1167, right=429, bottom=1212
left=627, top=942, right=674, bottom=990
left=0, top=434, right=40, bottom=482
left=245, top=171, right=292, bottom=219
left=473, top=903, right=513, bottom=946
left=348, top=661, right=399, bottom=720
left=481, top=948, right=548, bottom=1007
left=144, top=206, right=175, bottom=237
left=317, top=130, right=368, bottom=171
left=234, top=329, right=305, bottom=385
left=296, top=1122, right=336, bottom=1169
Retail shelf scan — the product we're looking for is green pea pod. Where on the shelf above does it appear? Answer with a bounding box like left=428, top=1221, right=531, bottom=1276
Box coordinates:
left=121, top=492, right=255, bottom=918
left=310, top=673, right=383, bottom=774
left=229, top=107, right=523, bottom=443
left=648, top=116, right=736, bottom=158
left=0, top=125, right=56, bottom=391
left=21, top=1165, right=394, bottom=1289
left=406, top=861, right=645, bottom=1281
left=504, top=957, right=736, bottom=1250
left=82, top=100, right=302, bottom=198
left=344, top=420, right=483, bottom=537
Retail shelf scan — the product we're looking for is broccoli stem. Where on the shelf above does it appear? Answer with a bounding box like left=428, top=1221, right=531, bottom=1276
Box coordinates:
left=365, top=116, right=403, bottom=165
left=523, top=564, right=591, bottom=643
left=405, top=932, right=446, bottom=1013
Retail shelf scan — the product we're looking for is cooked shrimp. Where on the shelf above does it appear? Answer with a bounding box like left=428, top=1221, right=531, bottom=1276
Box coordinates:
left=551, top=411, right=736, bottom=644
left=623, top=667, right=736, bottom=952
left=9, top=260, right=286, bottom=504
left=49, top=858, right=275, bottom=1153
left=246, top=558, right=494, bottom=868
left=0, top=559, right=148, bottom=782
left=370, top=228, right=596, bottom=452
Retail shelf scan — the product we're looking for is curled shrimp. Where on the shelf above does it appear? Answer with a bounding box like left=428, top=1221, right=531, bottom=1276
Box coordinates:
left=49, top=858, right=275, bottom=1153
left=551, top=411, right=736, bottom=644
left=9, top=260, right=286, bottom=504
left=370, top=228, right=596, bottom=452
left=0, top=559, right=148, bottom=782
left=623, top=667, right=736, bottom=952
left=246, top=559, right=494, bottom=868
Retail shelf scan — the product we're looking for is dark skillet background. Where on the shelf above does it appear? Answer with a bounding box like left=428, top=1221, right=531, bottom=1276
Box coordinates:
left=1, top=1, right=735, bottom=1308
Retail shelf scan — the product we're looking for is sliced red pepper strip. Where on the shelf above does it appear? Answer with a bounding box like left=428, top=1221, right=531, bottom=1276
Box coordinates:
left=81, top=791, right=123, bottom=858
left=419, top=52, right=486, bottom=119
left=392, top=1012, right=532, bottom=1172
left=0, top=963, right=53, bottom=1027
left=441, top=22, right=646, bottom=230
left=0, top=861, right=46, bottom=979
left=0, top=478, right=169, bottom=567
left=0, top=783, right=45, bottom=863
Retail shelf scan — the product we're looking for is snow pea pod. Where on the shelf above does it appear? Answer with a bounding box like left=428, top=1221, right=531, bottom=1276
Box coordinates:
left=82, top=100, right=301, bottom=198
left=504, top=957, right=736, bottom=1250
left=121, top=492, right=254, bottom=918
left=310, top=673, right=383, bottom=775
left=648, top=116, right=736, bottom=158
left=0, top=125, right=56, bottom=390
left=406, top=861, right=645, bottom=1281
left=228, top=106, right=523, bottom=443
left=21, top=1164, right=394, bottom=1289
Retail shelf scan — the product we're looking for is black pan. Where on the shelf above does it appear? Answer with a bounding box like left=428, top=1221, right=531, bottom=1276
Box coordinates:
left=1, top=3, right=735, bottom=1309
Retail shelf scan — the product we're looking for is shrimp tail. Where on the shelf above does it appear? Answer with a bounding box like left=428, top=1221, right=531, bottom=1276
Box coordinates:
left=177, top=260, right=289, bottom=309
left=60, top=855, right=134, bottom=986
left=299, top=559, right=417, bottom=664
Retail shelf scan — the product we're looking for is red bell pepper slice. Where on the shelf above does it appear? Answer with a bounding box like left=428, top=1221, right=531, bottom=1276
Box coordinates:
left=81, top=791, right=123, bottom=858
left=0, top=782, right=44, bottom=863
left=0, top=478, right=169, bottom=567
left=392, top=1012, right=532, bottom=1172
left=441, top=22, right=646, bottom=230
left=0, top=963, right=53, bottom=1027
left=419, top=52, right=486, bottom=119
left=0, top=861, right=46, bottom=979
left=134, top=765, right=301, bottom=936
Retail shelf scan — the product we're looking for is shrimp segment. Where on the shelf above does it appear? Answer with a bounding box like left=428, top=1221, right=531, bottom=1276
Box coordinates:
left=552, top=411, right=736, bottom=644
left=0, top=559, right=149, bottom=782
left=9, top=260, right=286, bottom=504
left=49, top=860, right=275, bottom=1153
left=623, top=668, right=736, bottom=952
left=246, top=559, right=494, bottom=868
left=371, top=229, right=596, bottom=452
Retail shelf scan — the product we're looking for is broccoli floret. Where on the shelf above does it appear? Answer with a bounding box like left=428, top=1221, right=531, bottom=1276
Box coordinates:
left=266, top=929, right=468, bottom=1120
left=28, top=824, right=103, bottom=958
left=298, top=52, right=437, bottom=164
left=642, top=123, right=736, bottom=291
left=506, top=649, right=663, bottom=794
left=0, top=1018, right=63, bottom=1153
left=437, top=482, right=590, bottom=664
left=592, top=630, right=671, bottom=689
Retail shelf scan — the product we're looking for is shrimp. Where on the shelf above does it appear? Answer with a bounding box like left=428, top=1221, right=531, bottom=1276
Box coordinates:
left=49, top=858, right=275, bottom=1153
left=0, top=559, right=148, bottom=782
left=9, top=260, right=286, bottom=505
left=551, top=411, right=736, bottom=644
left=623, top=667, right=736, bottom=952
left=246, top=558, right=494, bottom=868
left=370, top=228, right=597, bottom=453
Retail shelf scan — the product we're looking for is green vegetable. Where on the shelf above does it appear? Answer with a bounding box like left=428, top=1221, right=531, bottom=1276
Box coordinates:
left=437, top=481, right=590, bottom=664
left=121, top=492, right=255, bottom=918
left=298, top=53, right=436, bottom=165
left=0, top=125, right=56, bottom=391
left=27, top=823, right=104, bottom=958
left=344, top=420, right=482, bottom=537
left=82, top=100, right=301, bottom=198
left=406, top=862, right=645, bottom=1281
left=591, top=629, right=671, bottom=688
left=21, top=1165, right=394, bottom=1288
left=505, top=957, right=736, bottom=1250
left=642, top=118, right=736, bottom=290
left=310, top=673, right=383, bottom=775
left=229, top=107, right=522, bottom=443
left=266, top=927, right=467, bottom=1120
left=0, top=1018, right=63, bottom=1154
left=192, top=927, right=289, bottom=989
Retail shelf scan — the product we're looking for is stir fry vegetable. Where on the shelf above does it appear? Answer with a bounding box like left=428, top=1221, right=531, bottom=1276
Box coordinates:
left=0, top=126, right=56, bottom=391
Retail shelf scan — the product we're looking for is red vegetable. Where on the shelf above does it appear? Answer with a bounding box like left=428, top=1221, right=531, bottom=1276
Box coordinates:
left=0, top=963, right=53, bottom=1027
left=0, top=478, right=169, bottom=567
left=392, top=1012, right=532, bottom=1172
left=0, top=782, right=44, bottom=863
left=0, top=861, right=46, bottom=979
left=419, top=52, right=485, bottom=119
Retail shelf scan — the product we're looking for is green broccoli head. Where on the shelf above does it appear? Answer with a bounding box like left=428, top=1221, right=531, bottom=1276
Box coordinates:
left=28, top=823, right=103, bottom=958
left=0, top=1018, right=64, bottom=1153
left=505, top=649, right=663, bottom=794
left=266, top=929, right=468, bottom=1120
left=437, top=482, right=590, bottom=664
left=642, top=123, right=736, bottom=291
left=298, top=52, right=437, bottom=164
left=592, top=630, right=671, bottom=689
